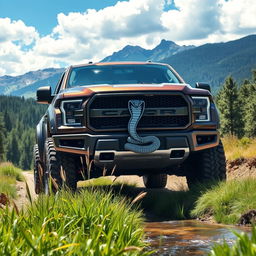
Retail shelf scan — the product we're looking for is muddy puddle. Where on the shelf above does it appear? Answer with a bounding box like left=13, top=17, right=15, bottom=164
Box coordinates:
left=145, top=220, right=250, bottom=255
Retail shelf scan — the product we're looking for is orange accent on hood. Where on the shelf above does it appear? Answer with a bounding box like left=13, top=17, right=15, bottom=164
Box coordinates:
left=62, top=84, right=187, bottom=98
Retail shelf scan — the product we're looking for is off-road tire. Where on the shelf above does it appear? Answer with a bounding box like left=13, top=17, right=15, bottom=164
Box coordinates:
left=44, top=138, right=78, bottom=193
left=185, top=140, right=226, bottom=189
left=143, top=173, right=168, bottom=189
left=33, top=144, right=44, bottom=194
left=61, top=154, right=78, bottom=191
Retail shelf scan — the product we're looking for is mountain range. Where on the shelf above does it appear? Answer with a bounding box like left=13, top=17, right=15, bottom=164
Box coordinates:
left=0, top=35, right=255, bottom=97
left=102, top=39, right=194, bottom=62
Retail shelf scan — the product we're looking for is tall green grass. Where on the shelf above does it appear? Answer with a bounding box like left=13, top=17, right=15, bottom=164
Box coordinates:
left=0, top=162, right=24, bottom=181
left=191, top=178, right=256, bottom=224
left=0, top=162, right=24, bottom=198
left=78, top=180, right=198, bottom=221
left=0, top=189, right=151, bottom=255
left=209, top=226, right=256, bottom=256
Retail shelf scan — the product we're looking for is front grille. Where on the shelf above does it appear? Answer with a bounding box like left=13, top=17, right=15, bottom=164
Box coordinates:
left=88, top=93, right=190, bottom=131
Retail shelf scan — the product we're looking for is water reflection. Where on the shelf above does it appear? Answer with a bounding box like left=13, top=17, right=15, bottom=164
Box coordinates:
left=145, top=220, right=250, bottom=256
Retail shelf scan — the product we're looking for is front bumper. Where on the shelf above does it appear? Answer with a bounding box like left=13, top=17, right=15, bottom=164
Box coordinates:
left=52, top=130, right=219, bottom=171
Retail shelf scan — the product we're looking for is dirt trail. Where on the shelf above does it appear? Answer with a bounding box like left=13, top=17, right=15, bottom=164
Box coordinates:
left=15, top=171, right=37, bottom=209
left=113, top=175, right=188, bottom=191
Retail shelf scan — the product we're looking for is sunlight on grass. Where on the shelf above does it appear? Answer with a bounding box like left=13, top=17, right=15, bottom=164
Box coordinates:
left=0, top=162, right=24, bottom=181
left=191, top=178, right=256, bottom=224
left=0, top=189, right=151, bottom=255
left=0, top=175, right=16, bottom=198
left=0, top=162, right=24, bottom=198
left=222, top=136, right=256, bottom=160
left=78, top=177, right=114, bottom=187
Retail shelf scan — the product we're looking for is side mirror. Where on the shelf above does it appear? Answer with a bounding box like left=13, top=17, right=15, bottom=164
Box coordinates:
left=195, top=82, right=211, bottom=92
left=37, top=86, right=53, bottom=104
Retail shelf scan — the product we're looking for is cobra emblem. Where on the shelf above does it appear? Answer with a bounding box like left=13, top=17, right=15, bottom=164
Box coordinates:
left=124, top=100, right=160, bottom=154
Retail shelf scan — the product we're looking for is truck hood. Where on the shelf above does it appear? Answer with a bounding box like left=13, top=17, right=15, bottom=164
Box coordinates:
left=58, top=83, right=211, bottom=99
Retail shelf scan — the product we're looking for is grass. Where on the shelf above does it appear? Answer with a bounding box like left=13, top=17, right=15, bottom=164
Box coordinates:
left=0, top=189, right=152, bottom=256
left=0, top=162, right=24, bottom=181
left=209, top=226, right=256, bottom=256
left=191, top=178, right=256, bottom=224
left=222, top=136, right=256, bottom=160
left=0, top=162, right=24, bottom=198
left=77, top=180, right=202, bottom=221
left=78, top=177, right=118, bottom=187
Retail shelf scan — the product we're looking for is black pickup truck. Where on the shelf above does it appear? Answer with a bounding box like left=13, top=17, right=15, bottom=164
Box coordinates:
left=34, top=62, right=226, bottom=194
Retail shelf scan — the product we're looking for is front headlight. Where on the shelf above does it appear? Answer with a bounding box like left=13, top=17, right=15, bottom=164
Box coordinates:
left=60, top=99, right=83, bottom=126
left=191, top=96, right=210, bottom=122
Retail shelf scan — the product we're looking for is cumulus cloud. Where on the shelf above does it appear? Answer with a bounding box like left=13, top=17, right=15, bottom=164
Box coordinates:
left=0, top=18, right=38, bottom=45
left=54, top=0, right=166, bottom=41
left=0, top=0, right=256, bottom=76
left=161, top=0, right=221, bottom=40
left=220, top=0, right=256, bottom=34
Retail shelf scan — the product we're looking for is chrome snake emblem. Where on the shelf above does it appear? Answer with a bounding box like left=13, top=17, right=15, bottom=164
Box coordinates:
left=124, top=100, right=160, bottom=154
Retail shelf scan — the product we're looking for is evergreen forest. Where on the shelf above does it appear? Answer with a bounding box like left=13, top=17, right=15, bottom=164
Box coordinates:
left=0, top=96, right=46, bottom=169
left=0, top=71, right=255, bottom=170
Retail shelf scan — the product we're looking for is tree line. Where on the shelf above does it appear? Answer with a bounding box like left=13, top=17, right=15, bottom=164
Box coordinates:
left=216, top=70, right=256, bottom=138
left=0, top=72, right=255, bottom=169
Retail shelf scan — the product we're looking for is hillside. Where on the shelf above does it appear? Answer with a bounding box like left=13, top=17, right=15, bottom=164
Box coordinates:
left=163, top=35, right=256, bottom=89
left=0, top=68, right=64, bottom=98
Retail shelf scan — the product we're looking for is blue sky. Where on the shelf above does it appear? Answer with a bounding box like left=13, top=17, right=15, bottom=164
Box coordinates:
left=0, top=0, right=124, bottom=35
left=0, top=0, right=256, bottom=76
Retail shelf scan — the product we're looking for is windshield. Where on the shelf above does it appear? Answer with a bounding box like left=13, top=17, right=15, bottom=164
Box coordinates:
left=67, top=64, right=181, bottom=87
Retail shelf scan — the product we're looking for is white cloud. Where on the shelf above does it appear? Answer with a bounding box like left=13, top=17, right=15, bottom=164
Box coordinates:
left=54, top=0, right=166, bottom=40
left=0, top=18, right=38, bottom=45
left=162, top=0, right=221, bottom=40
left=0, top=0, right=256, bottom=76
left=220, top=0, right=256, bottom=34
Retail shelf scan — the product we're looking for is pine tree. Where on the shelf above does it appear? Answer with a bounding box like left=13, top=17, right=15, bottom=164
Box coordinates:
left=0, top=114, right=5, bottom=162
left=6, top=130, right=20, bottom=166
left=216, top=76, right=242, bottom=136
left=3, top=110, right=12, bottom=132
left=239, top=81, right=253, bottom=135
left=243, top=81, right=256, bottom=137
left=252, top=69, right=256, bottom=83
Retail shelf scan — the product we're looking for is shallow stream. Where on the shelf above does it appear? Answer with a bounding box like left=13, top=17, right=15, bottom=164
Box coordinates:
left=145, top=220, right=250, bottom=255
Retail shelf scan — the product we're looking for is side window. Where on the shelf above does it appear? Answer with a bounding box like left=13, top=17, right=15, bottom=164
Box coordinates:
left=53, top=72, right=65, bottom=95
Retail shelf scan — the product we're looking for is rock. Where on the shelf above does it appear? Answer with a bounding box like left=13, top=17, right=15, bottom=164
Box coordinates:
left=0, top=193, right=9, bottom=206
left=238, top=210, right=256, bottom=225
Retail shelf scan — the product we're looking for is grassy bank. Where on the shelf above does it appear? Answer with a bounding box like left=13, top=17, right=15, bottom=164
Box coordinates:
left=81, top=177, right=256, bottom=225
left=0, top=189, right=151, bottom=255
left=222, top=136, right=256, bottom=160
left=0, top=162, right=24, bottom=198
left=192, top=178, right=256, bottom=224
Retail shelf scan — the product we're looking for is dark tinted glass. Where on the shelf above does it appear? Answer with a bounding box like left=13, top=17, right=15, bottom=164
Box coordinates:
left=68, top=64, right=181, bottom=87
